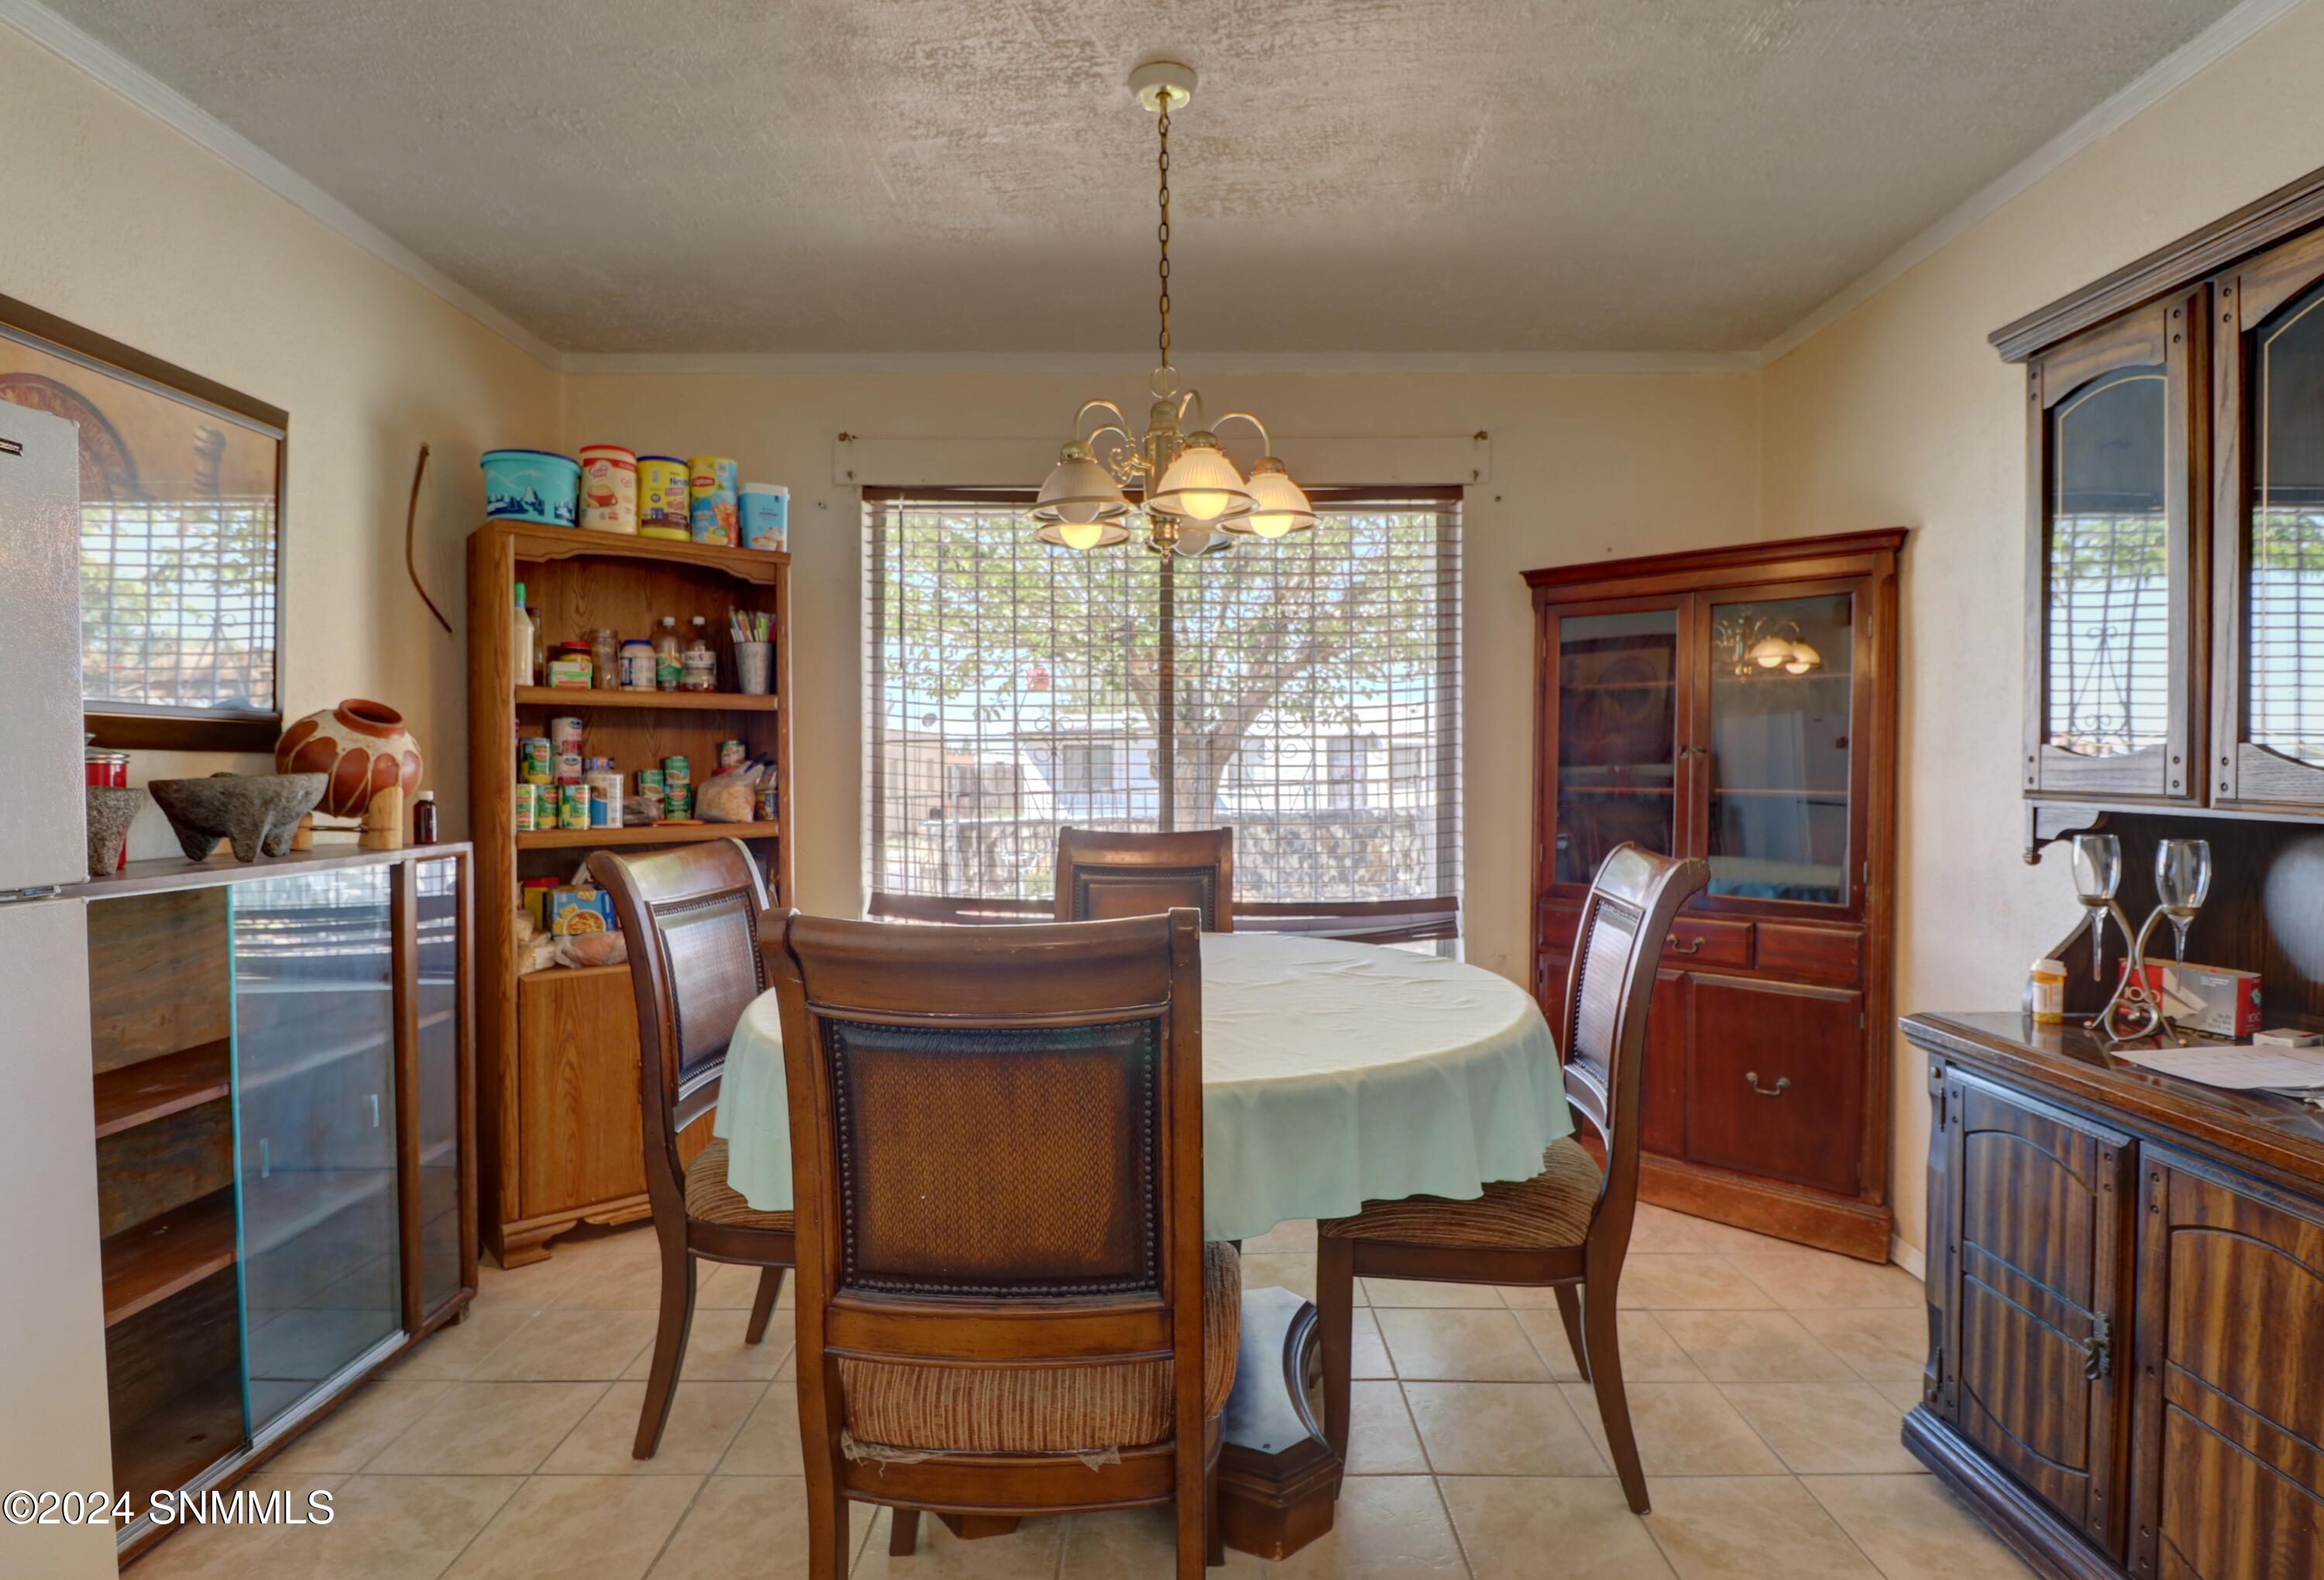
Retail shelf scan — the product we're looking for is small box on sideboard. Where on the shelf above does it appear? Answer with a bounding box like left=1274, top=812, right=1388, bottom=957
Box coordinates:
left=467, top=520, right=792, bottom=1267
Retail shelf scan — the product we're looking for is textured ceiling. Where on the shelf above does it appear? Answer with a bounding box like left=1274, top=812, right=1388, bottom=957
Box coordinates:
left=43, top=0, right=2240, bottom=355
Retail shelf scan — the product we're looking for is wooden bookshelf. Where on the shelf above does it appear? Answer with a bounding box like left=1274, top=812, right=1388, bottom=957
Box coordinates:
left=101, top=1189, right=237, bottom=1327
left=470, top=518, right=791, bottom=1266
left=93, top=1039, right=232, bottom=1138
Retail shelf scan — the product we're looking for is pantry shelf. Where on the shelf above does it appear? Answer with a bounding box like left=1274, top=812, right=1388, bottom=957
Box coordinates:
left=517, top=821, right=782, bottom=851
left=514, top=687, right=778, bottom=712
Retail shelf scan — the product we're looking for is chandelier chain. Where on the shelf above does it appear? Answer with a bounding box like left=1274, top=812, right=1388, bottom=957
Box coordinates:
left=1156, top=96, right=1171, bottom=370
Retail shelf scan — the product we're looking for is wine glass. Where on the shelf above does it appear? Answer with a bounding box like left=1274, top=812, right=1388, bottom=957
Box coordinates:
left=2068, top=834, right=2123, bottom=982
left=2154, top=838, right=2213, bottom=962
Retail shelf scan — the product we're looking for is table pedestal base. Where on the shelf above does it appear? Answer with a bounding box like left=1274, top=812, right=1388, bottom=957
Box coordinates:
left=1217, top=1285, right=1342, bottom=1559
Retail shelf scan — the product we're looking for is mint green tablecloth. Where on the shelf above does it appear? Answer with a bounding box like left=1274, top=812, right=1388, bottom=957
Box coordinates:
left=713, top=931, right=1572, bottom=1243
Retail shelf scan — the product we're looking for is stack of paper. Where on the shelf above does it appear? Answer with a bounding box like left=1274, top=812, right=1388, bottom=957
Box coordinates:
left=2113, top=1043, right=2324, bottom=1100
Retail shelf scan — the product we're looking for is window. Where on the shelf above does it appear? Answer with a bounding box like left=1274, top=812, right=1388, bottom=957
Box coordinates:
left=865, top=490, right=1461, bottom=919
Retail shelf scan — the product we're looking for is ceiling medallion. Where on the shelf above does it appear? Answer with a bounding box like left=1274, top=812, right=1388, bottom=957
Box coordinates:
left=1030, top=61, right=1317, bottom=557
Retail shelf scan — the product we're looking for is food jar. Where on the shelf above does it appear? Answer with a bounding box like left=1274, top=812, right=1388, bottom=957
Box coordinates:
left=577, top=445, right=638, bottom=534
left=638, top=456, right=691, bottom=539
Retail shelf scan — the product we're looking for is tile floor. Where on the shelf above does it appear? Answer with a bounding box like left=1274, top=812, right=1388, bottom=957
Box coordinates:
left=129, top=1205, right=2030, bottom=1579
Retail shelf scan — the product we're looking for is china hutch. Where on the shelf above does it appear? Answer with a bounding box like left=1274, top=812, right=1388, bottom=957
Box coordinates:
left=1526, top=529, right=1905, bottom=1262
left=1901, top=164, right=2324, bottom=1580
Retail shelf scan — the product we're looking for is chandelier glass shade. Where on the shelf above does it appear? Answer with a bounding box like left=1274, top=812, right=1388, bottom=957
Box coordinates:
left=1031, top=63, right=1312, bottom=556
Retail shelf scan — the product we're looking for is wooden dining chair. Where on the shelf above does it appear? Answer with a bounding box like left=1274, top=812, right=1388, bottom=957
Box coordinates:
left=590, top=840, right=796, bottom=1460
left=764, top=907, right=1237, bottom=1578
left=1055, top=826, right=1235, bottom=931
left=1315, top=843, right=1707, bottom=1514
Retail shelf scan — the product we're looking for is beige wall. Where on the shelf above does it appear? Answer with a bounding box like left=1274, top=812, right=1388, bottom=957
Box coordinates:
left=1758, top=0, right=2324, bottom=1258
left=560, top=370, right=1762, bottom=980
left=2, top=25, right=562, bottom=851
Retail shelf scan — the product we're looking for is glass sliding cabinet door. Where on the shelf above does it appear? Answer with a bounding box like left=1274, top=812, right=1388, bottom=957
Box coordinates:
left=1549, top=603, right=1688, bottom=886
left=411, top=858, right=466, bottom=1321
left=232, top=865, right=401, bottom=1431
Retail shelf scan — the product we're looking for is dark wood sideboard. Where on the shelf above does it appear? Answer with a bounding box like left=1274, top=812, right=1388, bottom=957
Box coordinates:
left=1901, top=1010, right=2324, bottom=1580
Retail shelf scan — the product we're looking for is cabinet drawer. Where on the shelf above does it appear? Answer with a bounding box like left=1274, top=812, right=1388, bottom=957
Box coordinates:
left=1683, top=974, right=1861, bottom=1195
left=1662, top=916, right=1752, bottom=970
left=1755, top=922, right=1862, bottom=986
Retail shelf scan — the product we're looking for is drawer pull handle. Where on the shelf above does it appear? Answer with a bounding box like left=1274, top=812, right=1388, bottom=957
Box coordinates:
left=1744, top=1071, right=1791, bottom=1098
left=1666, top=935, right=1704, bottom=955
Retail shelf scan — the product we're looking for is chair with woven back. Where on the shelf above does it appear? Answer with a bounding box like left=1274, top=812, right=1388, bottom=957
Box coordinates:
left=1315, top=843, right=1708, bottom=1514
left=764, top=906, right=1237, bottom=1578
left=1055, top=825, right=1234, bottom=931
left=589, top=839, right=796, bottom=1460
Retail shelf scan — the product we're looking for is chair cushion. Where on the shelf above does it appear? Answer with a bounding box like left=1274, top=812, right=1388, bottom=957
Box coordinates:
left=839, top=1241, right=1241, bottom=1454
left=1318, top=1137, right=1602, bottom=1250
left=684, top=1138, right=796, bottom=1233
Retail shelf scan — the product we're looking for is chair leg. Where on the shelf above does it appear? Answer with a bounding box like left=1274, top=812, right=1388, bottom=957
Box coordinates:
left=632, top=1248, right=699, bottom=1459
left=1580, top=1279, right=1649, bottom=1513
left=744, top=1265, right=786, bottom=1345
left=806, top=1476, right=851, bottom=1580
left=1205, top=1456, right=1225, bottom=1568
left=1554, top=1282, right=1591, bottom=1382
left=1316, top=1234, right=1356, bottom=1461
left=888, top=1507, right=920, bottom=1556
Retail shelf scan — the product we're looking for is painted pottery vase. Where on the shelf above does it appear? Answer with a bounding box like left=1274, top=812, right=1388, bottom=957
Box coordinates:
left=276, top=699, right=423, bottom=818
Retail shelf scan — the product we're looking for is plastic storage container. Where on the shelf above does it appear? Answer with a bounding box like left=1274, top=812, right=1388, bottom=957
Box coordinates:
left=482, top=449, right=581, bottom=528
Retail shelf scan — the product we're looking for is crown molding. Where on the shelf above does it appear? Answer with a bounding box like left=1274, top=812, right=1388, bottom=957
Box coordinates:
left=0, top=0, right=562, bottom=369
left=560, top=348, right=1761, bottom=377
left=1758, top=0, right=2306, bottom=365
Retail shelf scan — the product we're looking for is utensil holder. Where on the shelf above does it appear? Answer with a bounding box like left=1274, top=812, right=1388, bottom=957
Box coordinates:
left=735, top=641, right=772, bottom=695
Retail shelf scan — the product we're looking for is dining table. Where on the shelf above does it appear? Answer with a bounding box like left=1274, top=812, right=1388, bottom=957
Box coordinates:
left=713, top=929, right=1569, bottom=1558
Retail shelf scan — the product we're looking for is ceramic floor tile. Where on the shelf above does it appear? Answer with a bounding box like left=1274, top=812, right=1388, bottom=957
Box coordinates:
left=1640, top=1475, right=1878, bottom=1578
left=468, top=1308, right=659, bottom=1381
left=1728, top=1251, right=1923, bottom=1311
left=118, top=1474, right=346, bottom=1580
left=1265, top=1474, right=1469, bottom=1578
left=1794, top=1306, right=1931, bottom=1382
left=698, top=1261, right=792, bottom=1310
left=548, top=1255, right=675, bottom=1312
left=621, top=1309, right=793, bottom=1382
left=1362, top=1278, right=1502, bottom=1308
left=1872, top=1378, right=1927, bottom=1410
left=1054, top=1505, right=1267, bottom=1576
left=1719, top=1382, right=1920, bottom=1475
left=647, top=1477, right=876, bottom=1578
left=853, top=1506, right=1065, bottom=1577
left=1375, top=1309, right=1549, bottom=1382
left=265, top=1474, right=523, bottom=1580
left=1559, top=1383, right=1784, bottom=1477
left=1802, top=1474, right=2033, bottom=1578
left=540, top=1379, right=764, bottom=1475
left=1342, top=1380, right=1429, bottom=1473
left=717, top=1382, right=806, bottom=1476
left=1349, top=1307, right=1395, bottom=1380
left=266, top=1379, right=449, bottom=1473
left=445, top=1473, right=700, bottom=1579
left=1245, top=1217, right=1319, bottom=1255
left=1404, top=1382, right=1607, bottom=1476
left=1242, top=1252, right=1319, bottom=1302
left=1439, top=1475, right=1675, bottom=1579
left=383, top=1307, right=542, bottom=1382
left=1614, top=1257, right=1776, bottom=1311
left=366, top=1380, right=607, bottom=1475
left=1654, top=1310, right=1857, bottom=1382
left=1513, top=1307, right=1704, bottom=1383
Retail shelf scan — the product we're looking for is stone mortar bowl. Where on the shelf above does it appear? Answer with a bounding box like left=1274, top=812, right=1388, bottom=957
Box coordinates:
left=84, top=786, right=147, bottom=879
left=148, top=772, right=328, bottom=863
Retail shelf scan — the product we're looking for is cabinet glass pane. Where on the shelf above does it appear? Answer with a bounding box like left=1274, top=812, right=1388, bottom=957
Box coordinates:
left=2250, top=280, right=2324, bottom=768
left=1707, top=594, right=1852, bottom=904
left=1556, top=608, right=1678, bottom=884
left=416, top=859, right=462, bottom=1314
left=232, top=866, right=399, bottom=1430
left=2046, top=367, right=2169, bottom=756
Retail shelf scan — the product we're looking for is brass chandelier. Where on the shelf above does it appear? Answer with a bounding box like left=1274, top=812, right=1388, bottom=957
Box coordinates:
left=1030, top=61, right=1316, bottom=556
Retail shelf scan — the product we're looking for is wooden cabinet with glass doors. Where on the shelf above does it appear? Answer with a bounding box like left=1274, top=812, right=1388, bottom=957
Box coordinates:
left=1528, top=530, right=1906, bottom=1260
left=1995, top=160, right=2324, bottom=822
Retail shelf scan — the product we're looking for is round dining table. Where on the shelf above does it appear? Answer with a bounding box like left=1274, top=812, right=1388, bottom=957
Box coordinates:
left=711, top=929, right=1569, bottom=1558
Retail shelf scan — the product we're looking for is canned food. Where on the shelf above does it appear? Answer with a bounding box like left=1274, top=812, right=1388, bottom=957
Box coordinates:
left=586, top=756, right=615, bottom=773
left=664, top=783, right=694, bottom=820
left=577, top=444, right=638, bottom=534
left=555, top=751, right=585, bottom=786
left=636, top=767, right=665, bottom=795
left=638, top=455, right=690, bottom=539
left=717, top=739, right=748, bottom=773
left=586, top=769, right=624, bottom=828
left=84, top=748, right=130, bottom=789
left=754, top=783, right=779, bottom=823
left=514, top=783, right=539, bottom=832
left=520, top=737, right=553, bottom=784
left=662, top=755, right=691, bottom=787
left=559, top=783, right=591, bottom=830
left=549, top=714, right=584, bottom=753
left=688, top=456, right=738, bottom=546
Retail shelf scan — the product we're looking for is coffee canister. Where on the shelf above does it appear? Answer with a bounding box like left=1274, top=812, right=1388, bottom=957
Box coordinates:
left=637, top=455, right=691, bottom=539
left=739, top=483, right=788, bottom=550
left=577, top=445, right=638, bottom=534
left=688, top=456, right=738, bottom=546
left=586, top=769, right=624, bottom=828
left=514, top=783, right=539, bottom=833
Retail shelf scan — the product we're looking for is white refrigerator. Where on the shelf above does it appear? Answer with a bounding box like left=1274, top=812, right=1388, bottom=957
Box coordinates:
left=0, top=401, right=121, bottom=1577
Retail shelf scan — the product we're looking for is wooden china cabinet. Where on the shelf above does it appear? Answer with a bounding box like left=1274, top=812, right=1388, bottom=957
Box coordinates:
left=1526, top=529, right=1905, bottom=1261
